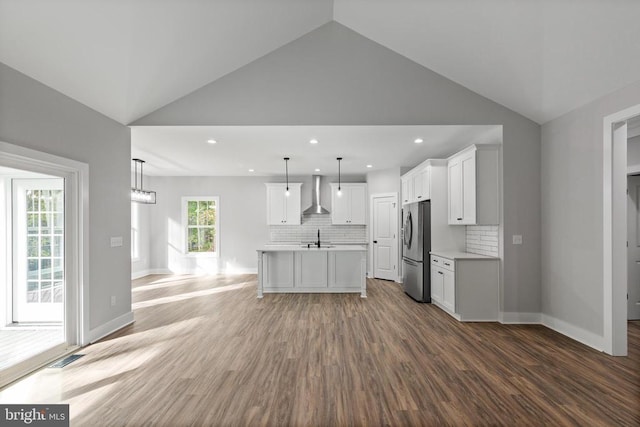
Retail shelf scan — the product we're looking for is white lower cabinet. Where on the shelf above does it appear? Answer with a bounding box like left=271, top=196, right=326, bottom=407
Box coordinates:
left=257, top=248, right=367, bottom=297
left=328, top=251, right=363, bottom=289
left=295, top=251, right=328, bottom=288
left=430, top=267, right=444, bottom=303
left=264, top=251, right=295, bottom=289
left=430, top=254, right=499, bottom=321
left=442, top=268, right=455, bottom=313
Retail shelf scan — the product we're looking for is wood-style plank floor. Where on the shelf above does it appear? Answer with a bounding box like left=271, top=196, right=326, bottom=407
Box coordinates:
left=1, top=274, right=639, bottom=426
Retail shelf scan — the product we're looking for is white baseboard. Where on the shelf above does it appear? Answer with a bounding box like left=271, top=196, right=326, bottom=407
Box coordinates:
left=132, top=269, right=152, bottom=280
left=541, top=314, right=604, bottom=352
left=89, top=311, right=134, bottom=344
left=500, top=312, right=542, bottom=324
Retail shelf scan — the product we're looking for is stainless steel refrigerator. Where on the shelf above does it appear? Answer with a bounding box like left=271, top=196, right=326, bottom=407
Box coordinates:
left=402, top=200, right=431, bottom=302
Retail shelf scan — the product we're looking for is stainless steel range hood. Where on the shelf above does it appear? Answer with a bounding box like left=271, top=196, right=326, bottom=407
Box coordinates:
left=303, top=175, right=330, bottom=215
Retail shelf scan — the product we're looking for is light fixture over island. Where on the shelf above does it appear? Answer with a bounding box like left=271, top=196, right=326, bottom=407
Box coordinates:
left=256, top=245, right=367, bottom=298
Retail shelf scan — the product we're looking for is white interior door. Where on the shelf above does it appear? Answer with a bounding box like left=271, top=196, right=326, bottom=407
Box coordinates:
left=627, top=174, right=640, bottom=320
left=12, top=179, right=64, bottom=323
left=372, top=194, right=397, bottom=281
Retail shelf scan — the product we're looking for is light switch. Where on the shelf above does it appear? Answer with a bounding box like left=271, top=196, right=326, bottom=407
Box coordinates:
left=110, top=236, right=123, bottom=247
left=512, top=235, right=523, bottom=245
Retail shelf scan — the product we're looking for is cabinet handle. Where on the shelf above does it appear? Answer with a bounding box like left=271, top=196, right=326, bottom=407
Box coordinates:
left=417, top=196, right=422, bottom=199
left=444, top=262, right=450, bottom=267
left=373, top=240, right=378, bottom=244
left=433, top=259, right=438, bottom=263
left=438, top=271, right=444, bottom=275
left=456, top=218, right=462, bottom=221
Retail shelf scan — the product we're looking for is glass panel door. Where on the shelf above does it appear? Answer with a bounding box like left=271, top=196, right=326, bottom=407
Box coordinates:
left=12, top=179, right=64, bottom=323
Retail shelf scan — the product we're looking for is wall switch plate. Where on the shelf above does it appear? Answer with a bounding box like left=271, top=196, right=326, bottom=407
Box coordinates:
left=110, top=296, right=116, bottom=306
left=110, top=236, right=123, bottom=247
left=512, top=235, right=523, bottom=245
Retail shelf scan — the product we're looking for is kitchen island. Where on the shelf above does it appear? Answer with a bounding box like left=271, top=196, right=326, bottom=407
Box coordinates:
left=256, top=245, right=367, bottom=298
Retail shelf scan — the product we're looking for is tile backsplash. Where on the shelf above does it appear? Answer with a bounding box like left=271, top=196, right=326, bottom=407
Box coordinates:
left=269, top=214, right=366, bottom=243
left=466, top=225, right=499, bottom=257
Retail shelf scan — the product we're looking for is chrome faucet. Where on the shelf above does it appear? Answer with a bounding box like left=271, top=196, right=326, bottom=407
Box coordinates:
left=317, top=229, right=321, bottom=248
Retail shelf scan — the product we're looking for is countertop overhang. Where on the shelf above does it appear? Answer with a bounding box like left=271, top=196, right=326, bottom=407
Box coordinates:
left=258, top=245, right=367, bottom=252
left=430, top=250, right=498, bottom=260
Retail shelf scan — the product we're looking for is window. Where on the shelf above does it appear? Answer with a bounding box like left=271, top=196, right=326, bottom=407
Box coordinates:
left=182, top=197, right=219, bottom=255
left=131, top=202, right=139, bottom=261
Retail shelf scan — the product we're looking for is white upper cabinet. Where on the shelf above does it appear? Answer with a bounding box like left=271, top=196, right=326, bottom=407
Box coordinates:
left=401, top=165, right=431, bottom=205
left=401, top=177, right=412, bottom=205
left=414, top=166, right=430, bottom=201
left=265, top=183, right=302, bottom=225
left=330, top=183, right=367, bottom=225
left=447, top=145, right=499, bottom=225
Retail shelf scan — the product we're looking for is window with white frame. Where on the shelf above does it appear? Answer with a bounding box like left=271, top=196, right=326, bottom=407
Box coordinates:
left=182, top=197, right=219, bottom=255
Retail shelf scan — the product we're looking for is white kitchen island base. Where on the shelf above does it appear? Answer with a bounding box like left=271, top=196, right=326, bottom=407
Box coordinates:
left=256, top=246, right=367, bottom=298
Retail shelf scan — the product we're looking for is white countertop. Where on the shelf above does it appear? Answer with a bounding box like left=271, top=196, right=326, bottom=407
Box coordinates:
left=430, top=250, right=498, bottom=260
left=258, top=244, right=367, bottom=252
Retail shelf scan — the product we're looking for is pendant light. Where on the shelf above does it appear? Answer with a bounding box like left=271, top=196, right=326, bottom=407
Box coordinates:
left=284, top=157, right=290, bottom=197
left=336, top=157, right=343, bottom=197
left=131, top=158, right=156, bottom=204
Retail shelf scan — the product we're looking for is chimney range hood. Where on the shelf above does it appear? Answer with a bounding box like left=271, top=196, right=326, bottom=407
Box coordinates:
left=303, top=175, right=330, bottom=215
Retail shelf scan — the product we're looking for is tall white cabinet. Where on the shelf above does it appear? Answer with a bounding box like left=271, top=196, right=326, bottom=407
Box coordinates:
left=401, top=164, right=431, bottom=205
left=448, top=144, right=499, bottom=225
left=265, top=183, right=302, bottom=225
left=330, top=183, right=366, bottom=225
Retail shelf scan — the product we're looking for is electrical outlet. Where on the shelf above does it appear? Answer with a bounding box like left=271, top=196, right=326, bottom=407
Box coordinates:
left=512, top=235, right=523, bottom=245
left=110, top=236, right=123, bottom=247
left=110, top=296, right=116, bottom=306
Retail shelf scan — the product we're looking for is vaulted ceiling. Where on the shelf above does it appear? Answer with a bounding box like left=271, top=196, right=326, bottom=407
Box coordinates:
left=1, top=0, right=639, bottom=125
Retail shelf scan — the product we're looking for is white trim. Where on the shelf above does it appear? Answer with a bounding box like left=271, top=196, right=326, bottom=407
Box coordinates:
left=541, top=314, right=604, bottom=352
left=0, top=342, right=78, bottom=389
left=133, top=268, right=257, bottom=279
left=499, top=312, right=542, bottom=324
left=132, top=269, right=152, bottom=280
left=88, top=311, right=134, bottom=343
left=181, top=196, right=220, bottom=257
left=0, top=141, right=90, bottom=348
left=603, top=103, right=640, bottom=356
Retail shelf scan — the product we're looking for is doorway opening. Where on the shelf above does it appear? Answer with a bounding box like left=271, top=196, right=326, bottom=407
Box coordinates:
left=1, top=172, right=66, bottom=373
left=0, top=141, right=88, bottom=387
left=604, top=104, right=640, bottom=356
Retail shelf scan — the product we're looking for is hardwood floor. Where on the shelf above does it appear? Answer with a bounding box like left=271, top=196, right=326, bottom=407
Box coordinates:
left=1, top=274, right=639, bottom=426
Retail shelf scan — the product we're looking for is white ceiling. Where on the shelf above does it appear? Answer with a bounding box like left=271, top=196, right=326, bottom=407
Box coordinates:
left=131, top=125, right=501, bottom=176
left=334, top=0, right=640, bottom=124
left=2, top=1, right=639, bottom=126
left=0, top=0, right=333, bottom=124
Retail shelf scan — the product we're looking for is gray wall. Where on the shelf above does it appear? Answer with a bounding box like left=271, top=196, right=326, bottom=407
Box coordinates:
left=366, top=167, right=401, bottom=196
left=541, top=80, right=640, bottom=336
left=628, top=135, right=640, bottom=168
left=135, top=22, right=541, bottom=315
left=0, top=62, right=132, bottom=330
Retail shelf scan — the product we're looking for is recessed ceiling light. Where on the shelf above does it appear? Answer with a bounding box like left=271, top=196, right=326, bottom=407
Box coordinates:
left=207, top=139, right=217, bottom=144
left=248, top=169, right=254, bottom=172
left=309, top=139, right=318, bottom=144
left=314, top=168, right=320, bottom=172
left=366, top=164, right=373, bottom=168
left=414, top=138, right=423, bottom=144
